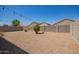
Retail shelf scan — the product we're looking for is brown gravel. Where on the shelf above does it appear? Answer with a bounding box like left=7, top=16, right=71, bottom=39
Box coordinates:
left=4, top=31, right=79, bottom=54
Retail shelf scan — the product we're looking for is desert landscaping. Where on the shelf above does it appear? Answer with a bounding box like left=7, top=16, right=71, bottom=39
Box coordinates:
left=2, top=31, right=79, bottom=54
left=0, top=19, right=79, bottom=54
left=0, top=6, right=79, bottom=54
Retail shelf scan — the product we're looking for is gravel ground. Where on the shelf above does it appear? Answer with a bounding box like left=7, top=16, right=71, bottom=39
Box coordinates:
left=3, top=31, right=79, bottom=54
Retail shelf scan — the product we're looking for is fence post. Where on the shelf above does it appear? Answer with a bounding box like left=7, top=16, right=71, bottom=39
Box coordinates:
left=70, top=23, right=73, bottom=36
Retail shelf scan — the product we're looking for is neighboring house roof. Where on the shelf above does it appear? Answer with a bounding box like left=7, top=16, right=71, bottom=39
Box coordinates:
left=53, top=19, right=75, bottom=25
left=25, top=19, right=75, bottom=28
left=30, top=22, right=40, bottom=25
left=29, top=22, right=39, bottom=26
left=26, top=22, right=39, bottom=27
left=26, top=22, right=51, bottom=27
left=40, top=22, right=51, bottom=25
left=40, top=22, right=51, bottom=26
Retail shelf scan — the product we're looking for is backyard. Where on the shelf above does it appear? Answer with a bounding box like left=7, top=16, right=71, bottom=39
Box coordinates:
left=2, top=31, right=79, bottom=54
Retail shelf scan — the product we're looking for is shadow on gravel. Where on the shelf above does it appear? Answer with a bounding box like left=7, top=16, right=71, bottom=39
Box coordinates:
left=0, top=37, right=29, bottom=54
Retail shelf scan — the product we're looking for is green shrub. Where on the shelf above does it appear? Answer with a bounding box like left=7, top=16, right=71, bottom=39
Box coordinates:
left=12, top=19, right=20, bottom=26
left=33, top=24, right=40, bottom=34
left=0, top=32, right=4, bottom=37
left=24, top=29, right=27, bottom=32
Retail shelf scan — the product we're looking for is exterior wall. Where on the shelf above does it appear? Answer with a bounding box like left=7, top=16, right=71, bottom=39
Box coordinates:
left=53, top=20, right=73, bottom=33
left=26, top=26, right=34, bottom=31
left=40, top=25, right=56, bottom=32
left=0, top=26, right=23, bottom=32
left=40, top=20, right=71, bottom=32
left=71, top=21, right=79, bottom=44
left=25, top=20, right=73, bottom=33
left=26, top=23, right=39, bottom=31
left=58, top=25, right=70, bottom=32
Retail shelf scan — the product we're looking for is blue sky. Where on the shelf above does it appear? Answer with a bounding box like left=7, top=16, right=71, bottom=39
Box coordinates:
left=0, top=5, right=79, bottom=25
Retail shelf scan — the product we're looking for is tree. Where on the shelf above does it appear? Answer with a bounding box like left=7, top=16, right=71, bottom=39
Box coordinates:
left=12, top=19, right=20, bottom=26
left=33, top=24, right=40, bottom=34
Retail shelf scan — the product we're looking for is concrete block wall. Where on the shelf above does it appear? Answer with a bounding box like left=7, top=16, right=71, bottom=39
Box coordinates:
left=0, top=26, right=23, bottom=32
left=71, top=21, right=79, bottom=44
left=58, top=25, right=70, bottom=33
left=40, top=26, right=56, bottom=32
left=40, top=25, right=70, bottom=33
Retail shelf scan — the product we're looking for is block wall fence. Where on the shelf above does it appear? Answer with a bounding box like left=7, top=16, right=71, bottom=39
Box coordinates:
left=70, top=21, right=79, bottom=44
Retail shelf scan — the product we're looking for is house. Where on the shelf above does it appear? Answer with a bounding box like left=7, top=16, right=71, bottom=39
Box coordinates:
left=25, top=22, right=51, bottom=31
left=52, top=19, right=75, bottom=33
left=39, top=22, right=51, bottom=32
left=25, top=19, right=75, bottom=33
left=25, top=22, right=40, bottom=31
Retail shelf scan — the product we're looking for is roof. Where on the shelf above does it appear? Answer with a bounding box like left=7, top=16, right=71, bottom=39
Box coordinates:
left=40, top=22, right=51, bottom=26
left=30, top=22, right=40, bottom=25
left=53, top=19, right=75, bottom=25
left=26, top=22, right=40, bottom=27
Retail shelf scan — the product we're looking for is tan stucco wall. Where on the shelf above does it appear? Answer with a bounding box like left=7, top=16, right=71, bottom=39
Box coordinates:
left=25, top=20, right=73, bottom=33
left=71, top=21, right=79, bottom=44
left=40, top=26, right=54, bottom=32
left=58, top=20, right=73, bottom=25
left=53, top=20, right=72, bottom=33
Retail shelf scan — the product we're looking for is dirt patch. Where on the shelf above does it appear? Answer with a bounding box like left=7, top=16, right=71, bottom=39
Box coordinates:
left=3, top=31, right=79, bottom=54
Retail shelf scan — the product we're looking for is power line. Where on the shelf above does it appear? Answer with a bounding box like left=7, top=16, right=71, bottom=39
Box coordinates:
left=0, top=6, right=34, bottom=22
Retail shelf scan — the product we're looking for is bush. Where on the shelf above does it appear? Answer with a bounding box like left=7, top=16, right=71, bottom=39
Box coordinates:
left=33, top=24, right=40, bottom=34
left=12, top=19, right=20, bottom=26
left=24, top=29, right=27, bottom=32
left=0, top=32, right=4, bottom=37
